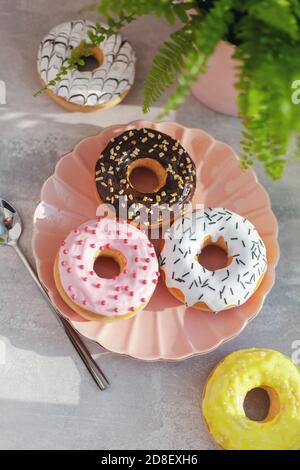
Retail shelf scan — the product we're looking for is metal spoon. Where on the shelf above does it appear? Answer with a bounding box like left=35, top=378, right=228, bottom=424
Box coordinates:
left=0, top=198, right=109, bottom=390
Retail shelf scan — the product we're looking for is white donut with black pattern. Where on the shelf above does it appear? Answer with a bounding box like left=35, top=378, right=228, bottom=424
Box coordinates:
left=159, top=208, right=267, bottom=313
left=37, top=20, right=136, bottom=111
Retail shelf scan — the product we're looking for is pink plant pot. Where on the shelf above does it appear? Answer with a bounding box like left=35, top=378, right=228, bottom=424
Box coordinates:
left=191, top=41, right=239, bottom=117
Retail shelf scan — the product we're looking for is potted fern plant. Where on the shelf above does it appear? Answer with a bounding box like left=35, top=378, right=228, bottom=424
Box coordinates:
left=45, top=0, right=300, bottom=179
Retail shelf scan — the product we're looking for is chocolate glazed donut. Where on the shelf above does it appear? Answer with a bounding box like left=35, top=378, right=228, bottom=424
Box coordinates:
left=95, top=128, right=196, bottom=226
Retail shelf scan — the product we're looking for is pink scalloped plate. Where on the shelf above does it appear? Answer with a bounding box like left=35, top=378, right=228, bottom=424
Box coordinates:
left=32, top=121, right=279, bottom=361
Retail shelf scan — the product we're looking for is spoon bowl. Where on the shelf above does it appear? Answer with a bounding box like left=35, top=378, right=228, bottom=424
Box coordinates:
left=0, top=198, right=22, bottom=246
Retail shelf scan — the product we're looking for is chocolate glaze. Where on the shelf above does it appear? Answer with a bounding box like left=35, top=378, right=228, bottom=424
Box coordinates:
left=95, top=128, right=196, bottom=226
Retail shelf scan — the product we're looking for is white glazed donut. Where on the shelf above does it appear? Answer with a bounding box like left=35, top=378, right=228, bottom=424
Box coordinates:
left=159, top=208, right=267, bottom=312
left=37, top=20, right=136, bottom=111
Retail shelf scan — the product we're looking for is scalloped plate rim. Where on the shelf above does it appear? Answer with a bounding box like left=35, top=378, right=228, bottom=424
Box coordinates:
left=32, top=120, right=280, bottom=362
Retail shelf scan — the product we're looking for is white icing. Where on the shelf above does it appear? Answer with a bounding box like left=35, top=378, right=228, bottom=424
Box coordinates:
left=159, top=208, right=267, bottom=312
left=37, top=20, right=136, bottom=106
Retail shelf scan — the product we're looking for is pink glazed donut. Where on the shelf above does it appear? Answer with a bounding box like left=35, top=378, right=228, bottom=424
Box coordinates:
left=54, top=218, right=159, bottom=321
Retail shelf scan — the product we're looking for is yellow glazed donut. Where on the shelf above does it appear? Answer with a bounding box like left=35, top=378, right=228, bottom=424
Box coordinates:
left=202, top=349, right=300, bottom=450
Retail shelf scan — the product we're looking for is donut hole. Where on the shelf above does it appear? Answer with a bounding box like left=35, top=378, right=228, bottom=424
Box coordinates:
left=93, top=248, right=126, bottom=279
left=127, top=158, right=167, bottom=193
left=78, top=55, right=100, bottom=72
left=72, top=45, right=104, bottom=72
left=197, top=236, right=232, bottom=271
left=243, top=386, right=280, bottom=422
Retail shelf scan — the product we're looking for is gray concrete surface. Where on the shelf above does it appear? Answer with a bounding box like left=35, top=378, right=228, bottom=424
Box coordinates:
left=0, top=0, right=299, bottom=450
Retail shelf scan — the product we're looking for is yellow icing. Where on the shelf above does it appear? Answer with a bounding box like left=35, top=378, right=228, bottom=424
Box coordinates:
left=202, top=348, right=300, bottom=450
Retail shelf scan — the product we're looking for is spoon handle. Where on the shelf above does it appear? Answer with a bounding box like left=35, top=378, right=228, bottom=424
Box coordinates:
left=14, top=243, right=109, bottom=391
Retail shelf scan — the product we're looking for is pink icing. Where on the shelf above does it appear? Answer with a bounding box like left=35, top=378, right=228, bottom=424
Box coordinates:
left=58, top=218, right=159, bottom=318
